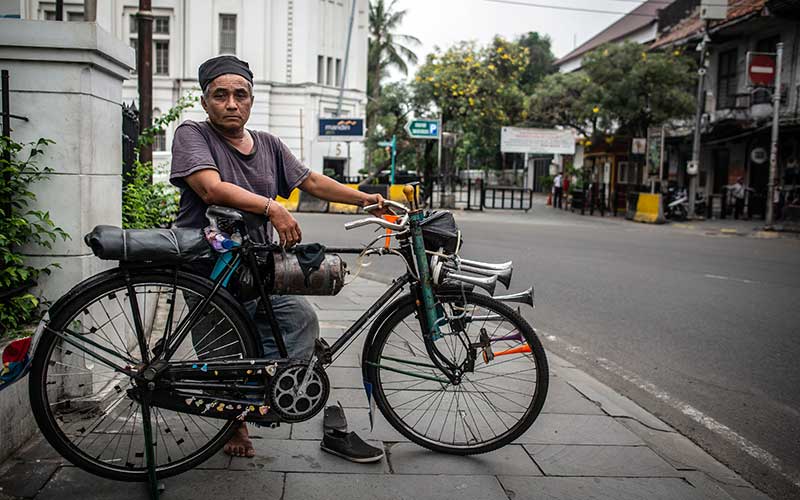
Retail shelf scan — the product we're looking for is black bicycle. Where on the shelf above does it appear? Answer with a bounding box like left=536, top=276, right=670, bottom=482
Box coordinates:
left=22, top=188, right=548, bottom=493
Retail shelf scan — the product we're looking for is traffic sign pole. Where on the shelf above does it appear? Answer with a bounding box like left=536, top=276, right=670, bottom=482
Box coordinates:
left=437, top=116, right=442, bottom=181
left=766, top=42, right=783, bottom=228
left=390, top=135, right=397, bottom=185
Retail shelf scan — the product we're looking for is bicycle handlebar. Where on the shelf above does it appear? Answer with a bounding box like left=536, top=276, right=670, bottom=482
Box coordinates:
left=363, top=200, right=409, bottom=213
left=344, top=217, right=407, bottom=231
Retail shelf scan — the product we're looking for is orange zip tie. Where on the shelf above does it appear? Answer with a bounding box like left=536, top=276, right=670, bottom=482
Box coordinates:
left=494, top=344, right=531, bottom=357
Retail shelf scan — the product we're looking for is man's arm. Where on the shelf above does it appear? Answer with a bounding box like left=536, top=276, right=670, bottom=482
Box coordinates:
left=185, top=169, right=302, bottom=247
left=299, top=172, right=386, bottom=216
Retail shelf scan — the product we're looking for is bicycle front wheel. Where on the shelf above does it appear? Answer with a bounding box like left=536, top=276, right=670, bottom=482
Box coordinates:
left=366, top=291, right=548, bottom=455
left=29, top=268, right=258, bottom=481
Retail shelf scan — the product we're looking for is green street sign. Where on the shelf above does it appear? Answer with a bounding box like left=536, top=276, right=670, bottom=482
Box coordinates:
left=405, top=119, right=440, bottom=139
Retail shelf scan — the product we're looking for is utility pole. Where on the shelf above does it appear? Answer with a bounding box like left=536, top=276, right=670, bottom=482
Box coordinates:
left=765, top=42, right=784, bottom=227
left=137, top=0, right=154, bottom=173
left=689, top=23, right=710, bottom=218
left=335, top=0, right=357, bottom=117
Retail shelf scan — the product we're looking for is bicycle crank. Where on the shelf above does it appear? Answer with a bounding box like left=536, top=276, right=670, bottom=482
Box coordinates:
left=267, top=362, right=330, bottom=422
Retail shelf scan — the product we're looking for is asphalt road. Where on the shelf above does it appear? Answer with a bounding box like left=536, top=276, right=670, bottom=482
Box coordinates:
left=294, top=202, right=800, bottom=500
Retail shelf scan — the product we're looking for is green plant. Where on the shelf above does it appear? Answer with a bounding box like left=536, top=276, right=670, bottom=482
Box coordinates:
left=539, top=174, right=554, bottom=191
left=0, top=136, right=69, bottom=338
left=122, top=93, right=198, bottom=229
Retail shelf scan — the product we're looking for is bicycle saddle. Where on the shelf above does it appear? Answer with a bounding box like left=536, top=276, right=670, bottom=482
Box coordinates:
left=84, top=225, right=214, bottom=263
left=206, top=205, right=268, bottom=238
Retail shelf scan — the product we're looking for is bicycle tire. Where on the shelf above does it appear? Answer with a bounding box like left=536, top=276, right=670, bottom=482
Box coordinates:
left=29, top=268, right=259, bottom=481
left=365, top=290, right=548, bottom=455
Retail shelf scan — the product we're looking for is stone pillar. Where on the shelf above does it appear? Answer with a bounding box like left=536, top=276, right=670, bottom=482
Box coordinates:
left=0, top=19, right=135, bottom=301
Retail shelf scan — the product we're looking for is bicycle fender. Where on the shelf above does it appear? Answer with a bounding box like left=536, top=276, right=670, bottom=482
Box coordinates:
left=359, top=292, right=416, bottom=382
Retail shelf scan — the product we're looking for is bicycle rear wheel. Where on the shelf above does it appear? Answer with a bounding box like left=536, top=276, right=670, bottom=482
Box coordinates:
left=365, top=291, right=548, bottom=454
left=29, top=268, right=258, bottom=481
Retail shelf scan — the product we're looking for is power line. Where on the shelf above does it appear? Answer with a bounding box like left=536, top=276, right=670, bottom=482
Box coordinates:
left=484, top=0, right=658, bottom=17
left=484, top=0, right=731, bottom=17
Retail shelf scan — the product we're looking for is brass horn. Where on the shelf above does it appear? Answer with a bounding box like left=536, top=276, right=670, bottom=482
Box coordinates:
left=459, top=258, right=513, bottom=271
left=445, top=263, right=512, bottom=289
left=442, top=270, right=497, bottom=295
left=493, top=286, right=534, bottom=307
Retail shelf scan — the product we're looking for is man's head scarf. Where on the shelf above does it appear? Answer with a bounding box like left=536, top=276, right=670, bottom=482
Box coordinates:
left=198, top=55, right=254, bottom=92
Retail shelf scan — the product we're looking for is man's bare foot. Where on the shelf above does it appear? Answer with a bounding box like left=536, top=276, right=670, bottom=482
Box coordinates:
left=224, top=422, right=255, bottom=458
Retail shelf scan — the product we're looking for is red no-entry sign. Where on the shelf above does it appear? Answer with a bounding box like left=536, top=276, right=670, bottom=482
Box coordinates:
left=748, top=53, right=776, bottom=86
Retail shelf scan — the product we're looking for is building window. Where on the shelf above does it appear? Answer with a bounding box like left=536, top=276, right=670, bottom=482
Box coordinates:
left=317, top=55, right=325, bottom=84
left=716, top=49, right=738, bottom=110
left=44, top=10, right=83, bottom=21
left=155, top=40, right=169, bottom=75
left=335, top=58, right=342, bottom=86
left=154, top=16, right=169, bottom=35
left=129, top=12, right=172, bottom=76
left=219, top=14, right=237, bottom=55
left=153, top=129, right=167, bottom=152
left=326, top=57, right=333, bottom=86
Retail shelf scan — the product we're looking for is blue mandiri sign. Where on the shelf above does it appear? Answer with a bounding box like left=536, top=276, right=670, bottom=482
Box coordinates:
left=318, top=118, right=365, bottom=141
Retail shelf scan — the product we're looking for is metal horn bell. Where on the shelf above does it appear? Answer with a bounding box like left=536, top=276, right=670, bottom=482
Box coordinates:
left=459, top=258, right=513, bottom=271
left=448, top=263, right=512, bottom=289
left=443, top=270, right=497, bottom=295
left=493, top=287, right=534, bottom=307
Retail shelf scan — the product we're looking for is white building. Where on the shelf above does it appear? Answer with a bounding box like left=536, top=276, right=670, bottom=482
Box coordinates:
left=554, top=0, right=662, bottom=73
left=12, top=0, right=369, bottom=180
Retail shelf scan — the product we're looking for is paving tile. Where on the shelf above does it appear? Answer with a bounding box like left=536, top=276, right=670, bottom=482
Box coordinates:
left=525, top=444, right=679, bottom=477
left=36, top=467, right=144, bottom=500
left=388, top=443, right=541, bottom=476
left=15, top=436, right=65, bottom=464
left=0, top=461, right=58, bottom=498
left=498, top=476, right=708, bottom=500
left=312, top=296, right=363, bottom=310
left=517, top=414, right=644, bottom=446
left=328, top=388, right=371, bottom=408
left=326, top=366, right=365, bottom=389
left=290, top=407, right=407, bottom=442
left=541, top=378, right=604, bottom=415
left=246, top=421, right=292, bottom=440
left=36, top=467, right=283, bottom=500
left=681, top=471, right=746, bottom=500
left=554, top=366, right=673, bottom=432
left=619, top=419, right=748, bottom=486
left=283, top=472, right=509, bottom=500
left=194, top=449, right=231, bottom=469
left=229, top=438, right=388, bottom=474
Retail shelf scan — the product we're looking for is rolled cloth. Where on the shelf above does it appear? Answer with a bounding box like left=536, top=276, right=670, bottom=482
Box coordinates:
left=199, top=55, right=254, bottom=91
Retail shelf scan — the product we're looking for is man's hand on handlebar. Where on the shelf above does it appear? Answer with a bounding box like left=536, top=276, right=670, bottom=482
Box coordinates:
left=270, top=203, right=302, bottom=247
left=362, top=193, right=389, bottom=218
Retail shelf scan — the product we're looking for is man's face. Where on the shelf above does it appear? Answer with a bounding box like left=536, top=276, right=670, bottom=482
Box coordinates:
left=201, top=74, right=253, bottom=132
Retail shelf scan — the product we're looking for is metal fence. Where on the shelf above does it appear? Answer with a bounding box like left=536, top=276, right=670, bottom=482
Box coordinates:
left=428, top=178, right=533, bottom=212
left=121, top=102, right=139, bottom=185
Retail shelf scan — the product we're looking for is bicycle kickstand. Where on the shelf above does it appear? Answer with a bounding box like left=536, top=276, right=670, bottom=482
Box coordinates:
left=140, top=394, right=164, bottom=500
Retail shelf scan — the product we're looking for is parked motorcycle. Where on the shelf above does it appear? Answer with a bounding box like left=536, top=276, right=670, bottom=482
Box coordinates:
left=666, top=188, right=706, bottom=221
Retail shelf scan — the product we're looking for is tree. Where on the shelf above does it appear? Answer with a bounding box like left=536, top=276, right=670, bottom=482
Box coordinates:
left=516, top=31, right=556, bottom=93
left=412, top=37, right=531, bottom=169
left=367, top=0, right=421, bottom=136
left=529, top=41, right=695, bottom=139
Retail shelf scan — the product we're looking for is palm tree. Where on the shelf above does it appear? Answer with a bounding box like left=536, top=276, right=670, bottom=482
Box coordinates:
left=367, top=0, right=420, bottom=132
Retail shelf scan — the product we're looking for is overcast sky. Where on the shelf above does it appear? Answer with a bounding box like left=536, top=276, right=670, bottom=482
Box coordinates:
left=388, top=0, right=647, bottom=80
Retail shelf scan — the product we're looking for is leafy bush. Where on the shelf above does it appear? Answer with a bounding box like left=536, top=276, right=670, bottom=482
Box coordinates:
left=0, top=137, right=69, bottom=338
left=122, top=93, right=197, bottom=229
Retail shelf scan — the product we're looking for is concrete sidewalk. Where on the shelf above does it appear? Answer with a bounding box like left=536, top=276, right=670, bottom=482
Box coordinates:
left=0, top=278, right=772, bottom=500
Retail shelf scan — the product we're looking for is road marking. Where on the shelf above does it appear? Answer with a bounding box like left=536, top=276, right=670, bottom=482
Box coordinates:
left=541, top=332, right=800, bottom=489
left=704, top=274, right=757, bottom=284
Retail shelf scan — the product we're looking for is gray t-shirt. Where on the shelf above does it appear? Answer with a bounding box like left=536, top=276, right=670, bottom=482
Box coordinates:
left=170, top=120, right=310, bottom=240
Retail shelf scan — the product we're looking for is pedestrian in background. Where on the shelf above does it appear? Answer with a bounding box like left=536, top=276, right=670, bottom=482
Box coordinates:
left=726, top=177, right=751, bottom=220
left=553, top=172, right=564, bottom=209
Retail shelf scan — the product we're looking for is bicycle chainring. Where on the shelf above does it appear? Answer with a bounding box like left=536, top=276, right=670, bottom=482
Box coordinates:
left=267, top=363, right=329, bottom=422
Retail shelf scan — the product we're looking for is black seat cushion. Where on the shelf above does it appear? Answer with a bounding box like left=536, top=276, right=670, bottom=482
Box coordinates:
left=84, top=225, right=214, bottom=263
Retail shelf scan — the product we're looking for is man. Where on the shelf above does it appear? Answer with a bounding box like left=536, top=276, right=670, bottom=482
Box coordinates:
left=170, top=55, right=385, bottom=462
left=727, top=177, right=750, bottom=220
left=552, top=171, right=564, bottom=209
